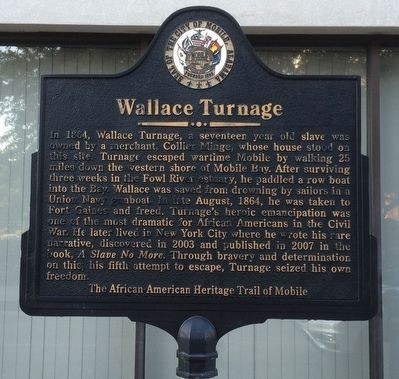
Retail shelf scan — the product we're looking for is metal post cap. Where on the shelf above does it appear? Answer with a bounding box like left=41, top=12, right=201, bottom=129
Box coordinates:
left=176, top=316, right=218, bottom=378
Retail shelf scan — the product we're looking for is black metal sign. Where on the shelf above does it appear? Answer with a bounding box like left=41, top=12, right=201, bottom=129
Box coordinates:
left=20, top=7, right=376, bottom=340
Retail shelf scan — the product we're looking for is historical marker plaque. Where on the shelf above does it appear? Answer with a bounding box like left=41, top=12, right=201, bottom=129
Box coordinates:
left=21, top=7, right=376, bottom=337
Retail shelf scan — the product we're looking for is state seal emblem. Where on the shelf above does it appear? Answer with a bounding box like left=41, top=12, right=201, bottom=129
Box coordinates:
left=165, top=20, right=235, bottom=89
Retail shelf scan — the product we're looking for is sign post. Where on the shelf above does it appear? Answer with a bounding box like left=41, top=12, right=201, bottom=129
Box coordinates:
left=20, top=7, right=376, bottom=378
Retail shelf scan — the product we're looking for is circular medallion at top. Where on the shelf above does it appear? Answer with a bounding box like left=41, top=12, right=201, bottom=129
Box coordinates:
left=165, top=20, right=235, bottom=89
